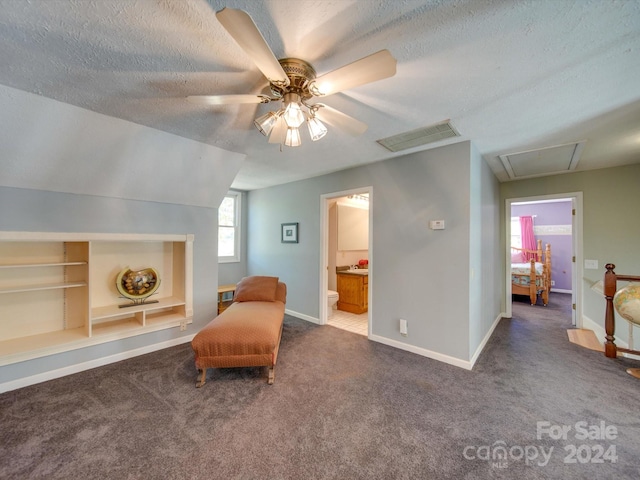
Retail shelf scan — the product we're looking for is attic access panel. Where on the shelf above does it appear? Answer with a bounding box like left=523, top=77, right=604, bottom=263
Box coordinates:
left=499, top=141, right=586, bottom=180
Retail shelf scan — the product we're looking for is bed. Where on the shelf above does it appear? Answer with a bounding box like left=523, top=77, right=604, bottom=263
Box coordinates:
left=510, top=239, right=551, bottom=306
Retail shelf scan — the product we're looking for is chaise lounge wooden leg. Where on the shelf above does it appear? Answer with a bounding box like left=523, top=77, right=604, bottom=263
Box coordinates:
left=267, top=366, right=275, bottom=385
left=196, top=368, right=207, bottom=388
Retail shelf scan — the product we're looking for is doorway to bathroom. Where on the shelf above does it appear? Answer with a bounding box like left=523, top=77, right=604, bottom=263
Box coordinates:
left=320, top=187, right=372, bottom=337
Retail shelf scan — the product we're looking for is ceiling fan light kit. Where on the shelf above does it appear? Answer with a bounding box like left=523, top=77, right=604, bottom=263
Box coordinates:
left=187, top=7, right=397, bottom=148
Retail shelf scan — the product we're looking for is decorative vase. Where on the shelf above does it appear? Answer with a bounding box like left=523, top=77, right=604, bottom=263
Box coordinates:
left=116, top=266, right=160, bottom=307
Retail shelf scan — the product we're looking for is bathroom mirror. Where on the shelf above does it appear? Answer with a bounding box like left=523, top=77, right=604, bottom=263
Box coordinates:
left=337, top=203, right=368, bottom=251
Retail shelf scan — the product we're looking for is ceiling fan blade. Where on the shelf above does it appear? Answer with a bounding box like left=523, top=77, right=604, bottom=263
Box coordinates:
left=187, top=94, right=269, bottom=105
left=216, top=8, right=289, bottom=86
left=311, top=50, right=396, bottom=96
left=314, top=104, right=368, bottom=136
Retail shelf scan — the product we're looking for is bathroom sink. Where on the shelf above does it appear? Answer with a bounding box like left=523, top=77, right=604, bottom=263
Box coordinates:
left=347, top=269, right=368, bottom=274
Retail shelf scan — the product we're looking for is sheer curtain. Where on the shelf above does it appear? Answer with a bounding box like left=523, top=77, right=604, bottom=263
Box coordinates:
left=519, top=216, right=536, bottom=261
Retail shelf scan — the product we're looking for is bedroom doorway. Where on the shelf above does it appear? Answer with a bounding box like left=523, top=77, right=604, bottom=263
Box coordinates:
left=506, top=193, right=582, bottom=327
left=319, top=187, right=372, bottom=337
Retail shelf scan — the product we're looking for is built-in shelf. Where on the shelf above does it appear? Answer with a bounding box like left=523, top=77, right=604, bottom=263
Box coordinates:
left=0, top=232, right=193, bottom=366
left=0, top=327, right=90, bottom=364
left=0, top=261, right=88, bottom=269
left=91, top=296, right=186, bottom=321
left=0, top=281, right=87, bottom=295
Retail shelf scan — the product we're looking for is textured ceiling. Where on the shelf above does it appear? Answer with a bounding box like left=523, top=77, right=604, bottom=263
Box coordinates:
left=1, top=0, right=639, bottom=190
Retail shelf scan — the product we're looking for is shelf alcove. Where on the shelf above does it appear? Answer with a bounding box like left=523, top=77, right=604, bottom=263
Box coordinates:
left=0, top=232, right=193, bottom=366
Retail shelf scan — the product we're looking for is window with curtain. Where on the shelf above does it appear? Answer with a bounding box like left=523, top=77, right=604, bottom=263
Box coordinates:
left=218, top=192, right=241, bottom=263
left=519, top=215, right=536, bottom=261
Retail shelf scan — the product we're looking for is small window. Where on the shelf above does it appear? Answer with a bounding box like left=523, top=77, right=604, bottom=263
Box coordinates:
left=218, top=192, right=241, bottom=263
left=510, top=217, right=521, bottom=249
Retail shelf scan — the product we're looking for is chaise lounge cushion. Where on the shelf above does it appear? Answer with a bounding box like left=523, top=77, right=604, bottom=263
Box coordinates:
left=233, top=275, right=279, bottom=302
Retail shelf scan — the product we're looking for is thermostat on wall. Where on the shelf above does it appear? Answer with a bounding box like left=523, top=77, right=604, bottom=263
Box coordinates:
left=429, top=220, right=445, bottom=230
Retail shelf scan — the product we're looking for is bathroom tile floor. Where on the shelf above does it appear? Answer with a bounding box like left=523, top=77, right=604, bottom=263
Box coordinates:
left=327, top=309, right=368, bottom=336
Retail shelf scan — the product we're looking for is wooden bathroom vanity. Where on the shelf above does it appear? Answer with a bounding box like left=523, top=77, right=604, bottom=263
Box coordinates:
left=336, top=270, right=368, bottom=314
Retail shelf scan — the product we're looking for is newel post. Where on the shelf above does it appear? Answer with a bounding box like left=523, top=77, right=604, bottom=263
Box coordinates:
left=603, top=263, right=617, bottom=358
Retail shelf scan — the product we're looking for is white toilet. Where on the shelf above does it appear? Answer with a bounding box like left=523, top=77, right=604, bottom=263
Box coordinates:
left=327, top=290, right=339, bottom=316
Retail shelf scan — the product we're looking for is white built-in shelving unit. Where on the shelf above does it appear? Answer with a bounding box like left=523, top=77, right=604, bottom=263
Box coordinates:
left=0, top=232, right=193, bottom=366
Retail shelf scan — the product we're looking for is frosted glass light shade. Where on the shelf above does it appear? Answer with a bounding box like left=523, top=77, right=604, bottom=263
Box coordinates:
left=268, top=116, right=287, bottom=144
left=307, top=116, right=328, bottom=141
left=283, top=92, right=304, bottom=128
left=285, top=127, right=302, bottom=147
left=254, top=111, right=279, bottom=136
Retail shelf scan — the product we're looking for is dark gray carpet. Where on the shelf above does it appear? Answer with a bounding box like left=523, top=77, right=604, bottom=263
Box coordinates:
left=1, top=293, right=639, bottom=479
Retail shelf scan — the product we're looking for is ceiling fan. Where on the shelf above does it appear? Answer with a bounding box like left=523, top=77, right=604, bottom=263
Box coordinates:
left=187, top=7, right=397, bottom=147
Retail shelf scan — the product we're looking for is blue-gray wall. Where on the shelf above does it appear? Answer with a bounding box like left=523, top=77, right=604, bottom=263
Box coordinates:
left=247, top=141, right=502, bottom=364
left=469, top=143, right=502, bottom=357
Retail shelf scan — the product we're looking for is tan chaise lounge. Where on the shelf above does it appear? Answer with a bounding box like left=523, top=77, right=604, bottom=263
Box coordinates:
left=191, top=276, right=287, bottom=388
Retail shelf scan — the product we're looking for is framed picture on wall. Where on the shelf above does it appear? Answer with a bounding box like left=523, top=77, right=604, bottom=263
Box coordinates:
left=281, top=223, right=299, bottom=243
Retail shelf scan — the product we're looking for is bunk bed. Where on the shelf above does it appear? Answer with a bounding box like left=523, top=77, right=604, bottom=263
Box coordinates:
left=510, top=239, right=552, bottom=306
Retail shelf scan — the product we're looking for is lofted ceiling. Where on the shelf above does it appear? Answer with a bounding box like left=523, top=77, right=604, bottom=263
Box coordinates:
left=1, top=0, right=639, bottom=191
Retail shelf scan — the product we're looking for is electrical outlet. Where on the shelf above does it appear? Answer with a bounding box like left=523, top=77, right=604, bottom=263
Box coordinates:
left=551, top=280, right=555, bottom=286
left=399, top=319, right=408, bottom=336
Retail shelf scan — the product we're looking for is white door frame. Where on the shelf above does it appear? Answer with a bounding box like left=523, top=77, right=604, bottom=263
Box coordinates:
left=319, top=186, right=373, bottom=336
left=505, top=192, right=583, bottom=326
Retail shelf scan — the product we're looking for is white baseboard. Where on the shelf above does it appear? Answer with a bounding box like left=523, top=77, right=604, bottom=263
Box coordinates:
left=469, top=313, right=504, bottom=368
left=286, top=308, right=472, bottom=369
left=551, top=288, right=572, bottom=294
left=0, top=335, right=195, bottom=394
left=369, top=334, right=472, bottom=370
left=285, top=308, right=321, bottom=325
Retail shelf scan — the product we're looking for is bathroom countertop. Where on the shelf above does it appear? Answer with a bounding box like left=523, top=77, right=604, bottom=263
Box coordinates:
left=336, top=269, right=368, bottom=276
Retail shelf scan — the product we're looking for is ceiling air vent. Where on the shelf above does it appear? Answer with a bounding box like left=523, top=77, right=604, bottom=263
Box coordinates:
left=377, top=120, right=460, bottom=152
left=499, top=141, right=586, bottom=180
